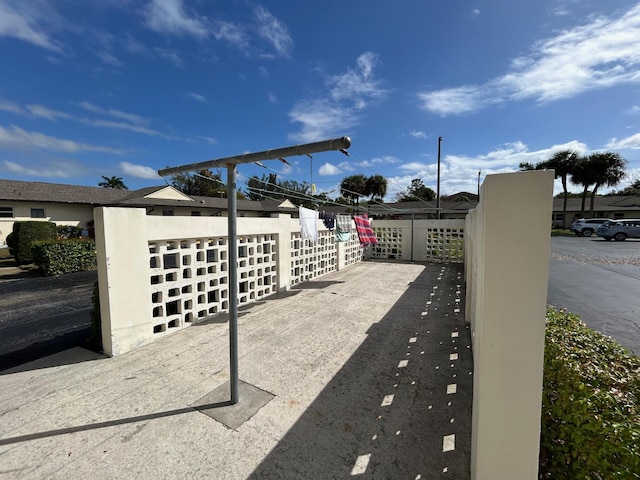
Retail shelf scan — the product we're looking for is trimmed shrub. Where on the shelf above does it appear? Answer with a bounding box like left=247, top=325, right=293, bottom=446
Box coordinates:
left=57, top=225, right=83, bottom=239
left=31, top=238, right=96, bottom=276
left=540, top=307, right=640, bottom=479
left=12, top=221, right=57, bottom=265
left=5, top=231, right=16, bottom=255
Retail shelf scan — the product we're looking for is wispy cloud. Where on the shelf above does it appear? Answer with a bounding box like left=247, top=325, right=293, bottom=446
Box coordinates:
left=418, top=3, right=640, bottom=115
left=120, top=161, right=162, bottom=179
left=289, top=52, right=388, bottom=142
left=78, top=101, right=149, bottom=126
left=2, top=159, right=73, bottom=178
left=0, top=125, right=126, bottom=155
left=153, top=46, right=184, bottom=67
left=25, top=104, right=71, bottom=120
left=143, top=0, right=208, bottom=38
left=253, top=5, right=293, bottom=58
left=186, top=92, right=207, bottom=102
left=607, top=132, right=640, bottom=150
left=267, top=92, right=278, bottom=103
left=0, top=1, right=62, bottom=52
left=409, top=130, right=427, bottom=139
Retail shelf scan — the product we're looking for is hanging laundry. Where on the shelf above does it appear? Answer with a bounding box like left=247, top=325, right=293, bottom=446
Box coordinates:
left=299, top=206, right=318, bottom=242
left=336, top=214, right=352, bottom=242
left=354, top=214, right=378, bottom=245
left=321, top=212, right=335, bottom=230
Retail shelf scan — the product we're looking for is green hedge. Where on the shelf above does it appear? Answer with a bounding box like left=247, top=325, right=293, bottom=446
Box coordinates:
left=540, top=307, right=640, bottom=479
left=12, top=221, right=58, bottom=265
left=31, top=239, right=96, bottom=276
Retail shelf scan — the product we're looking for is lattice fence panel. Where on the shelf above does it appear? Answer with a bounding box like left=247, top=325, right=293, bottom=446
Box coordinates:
left=148, top=234, right=278, bottom=337
left=371, top=226, right=403, bottom=259
left=425, top=227, right=464, bottom=263
left=290, top=230, right=337, bottom=286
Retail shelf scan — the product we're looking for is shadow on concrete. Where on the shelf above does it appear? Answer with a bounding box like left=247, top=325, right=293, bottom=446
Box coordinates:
left=0, top=328, right=94, bottom=374
left=292, top=280, right=345, bottom=290
left=247, top=263, right=473, bottom=479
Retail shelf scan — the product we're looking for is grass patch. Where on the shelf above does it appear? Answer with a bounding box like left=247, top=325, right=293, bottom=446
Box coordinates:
left=551, top=229, right=575, bottom=236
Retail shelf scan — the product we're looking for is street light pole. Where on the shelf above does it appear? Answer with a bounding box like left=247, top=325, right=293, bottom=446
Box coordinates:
left=436, top=136, right=442, bottom=219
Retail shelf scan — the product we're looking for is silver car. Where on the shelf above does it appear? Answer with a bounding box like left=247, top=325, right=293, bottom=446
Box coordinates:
left=596, top=219, right=640, bottom=241
left=570, top=218, right=611, bottom=237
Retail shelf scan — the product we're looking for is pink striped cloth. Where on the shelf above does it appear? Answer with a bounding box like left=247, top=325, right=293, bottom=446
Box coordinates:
left=353, top=214, right=377, bottom=245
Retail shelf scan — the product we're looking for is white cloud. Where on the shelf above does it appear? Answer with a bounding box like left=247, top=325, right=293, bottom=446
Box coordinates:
left=26, top=104, right=71, bottom=120
left=186, top=92, right=207, bottom=102
left=253, top=6, right=293, bottom=58
left=212, top=20, right=250, bottom=50
left=473, top=8, right=481, bottom=15
left=258, top=66, right=269, bottom=77
left=120, top=161, right=162, bottom=179
left=267, top=92, right=278, bottom=103
left=319, top=162, right=342, bottom=176
left=409, top=130, right=427, bottom=139
left=0, top=125, right=126, bottom=155
left=2, top=160, right=71, bottom=178
left=399, top=162, right=430, bottom=172
left=418, top=3, right=640, bottom=115
left=289, top=52, right=388, bottom=142
left=153, top=46, right=184, bottom=67
left=143, top=0, right=208, bottom=38
left=607, top=132, right=640, bottom=149
left=78, top=101, right=149, bottom=126
left=0, top=1, right=62, bottom=52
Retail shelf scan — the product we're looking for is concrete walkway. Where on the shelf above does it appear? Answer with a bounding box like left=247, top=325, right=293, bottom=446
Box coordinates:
left=0, top=260, right=472, bottom=479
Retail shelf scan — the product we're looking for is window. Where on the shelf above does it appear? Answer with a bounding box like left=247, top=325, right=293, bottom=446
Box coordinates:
left=191, top=211, right=201, bottom=216
left=0, top=206, right=13, bottom=218
left=162, top=210, right=175, bottom=216
left=30, top=208, right=46, bottom=218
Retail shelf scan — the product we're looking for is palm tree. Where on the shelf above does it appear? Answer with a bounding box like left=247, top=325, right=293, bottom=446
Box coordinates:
left=365, top=175, right=388, bottom=202
left=538, top=150, right=579, bottom=228
left=571, top=158, right=598, bottom=218
left=340, top=174, right=368, bottom=212
left=98, top=175, right=128, bottom=190
left=585, top=152, right=627, bottom=216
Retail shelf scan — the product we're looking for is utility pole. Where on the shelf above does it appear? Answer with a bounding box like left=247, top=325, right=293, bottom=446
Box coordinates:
left=436, top=136, right=442, bottom=219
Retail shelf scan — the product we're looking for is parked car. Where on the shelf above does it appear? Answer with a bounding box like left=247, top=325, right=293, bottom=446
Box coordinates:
left=570, top=218, right=612, bottom=237
left=596, top=219, right=640, bottom=241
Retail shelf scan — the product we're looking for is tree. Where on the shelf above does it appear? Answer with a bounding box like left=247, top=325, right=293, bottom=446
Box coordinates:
left=538, top=150, right=579, bottom=228
left=340, top=174, right=368, bottom=210
left=245, top=173, right=312, bottom=206
left=585, top=152, right=627, bottom=216
left=98, top=175, right=128, bottom=190
left=365, top=174, right=388, bottom=202
left=571, top=152, right=627, bottom=217
left=395, top=178, right=436, bottom=202
left=571, top=158, right=598, bottom=218
left=170, top=169, right=227, bottom=197
left=612, top=178, right=640, bottom=196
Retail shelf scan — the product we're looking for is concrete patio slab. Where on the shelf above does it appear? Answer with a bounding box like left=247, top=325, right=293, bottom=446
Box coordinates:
left=0, top=260, right=472, bottom=480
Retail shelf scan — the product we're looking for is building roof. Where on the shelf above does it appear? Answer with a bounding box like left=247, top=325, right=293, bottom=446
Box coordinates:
left=0, top=178, right=131, bottom=205
left=0, top=178, right=299, bottom=214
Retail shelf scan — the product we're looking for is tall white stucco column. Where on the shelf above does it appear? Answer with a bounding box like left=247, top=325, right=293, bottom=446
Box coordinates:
left=470, top=170, right=554, bottom=480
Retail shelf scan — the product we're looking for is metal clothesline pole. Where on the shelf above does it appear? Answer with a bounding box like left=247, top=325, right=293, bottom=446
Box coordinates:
left=158, top=136, right=351, bottom=405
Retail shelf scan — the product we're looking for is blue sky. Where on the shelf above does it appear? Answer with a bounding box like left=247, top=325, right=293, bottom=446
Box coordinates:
left=1, top=0, right=640, bottom=199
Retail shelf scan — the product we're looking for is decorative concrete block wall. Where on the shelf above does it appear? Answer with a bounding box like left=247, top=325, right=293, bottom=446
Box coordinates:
left=94, top=208, right=365, bottom=357
left=464, top=170, right=554, bottom=480
left=371, top=219, right=465, bottom=262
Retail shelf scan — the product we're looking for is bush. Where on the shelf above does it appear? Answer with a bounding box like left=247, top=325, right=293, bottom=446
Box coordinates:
left=12, top=221, right=58, bottom=265
left=540, top=307, right=640, bottom=479
left=31, top=238, right=96, bottom=276
left=57, top=225, right=83, bottom=239
left=5, top=231, right=16, bottom=255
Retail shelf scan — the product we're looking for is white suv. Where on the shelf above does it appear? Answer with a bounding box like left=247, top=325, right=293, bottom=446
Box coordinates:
left=570, top=218, right=611, bottom=237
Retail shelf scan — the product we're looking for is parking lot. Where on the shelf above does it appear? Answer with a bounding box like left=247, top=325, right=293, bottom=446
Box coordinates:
left=548, top=235, right=640, bottom=355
